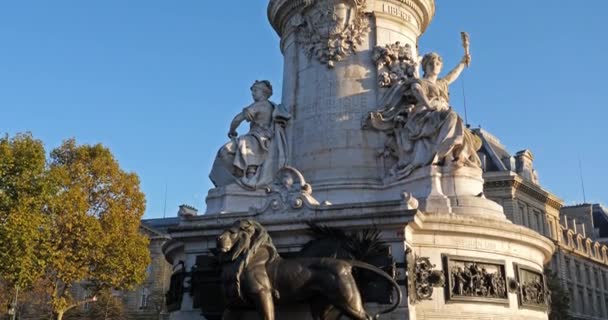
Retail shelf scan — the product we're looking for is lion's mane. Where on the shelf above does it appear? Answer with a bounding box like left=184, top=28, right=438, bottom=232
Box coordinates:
left=220, top=219, right=279, bottom=301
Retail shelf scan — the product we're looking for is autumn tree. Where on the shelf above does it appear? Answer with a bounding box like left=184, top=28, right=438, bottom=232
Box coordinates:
left=43, top=139, right=150, bottom=320
left=0, top=133, right=51, bottom=315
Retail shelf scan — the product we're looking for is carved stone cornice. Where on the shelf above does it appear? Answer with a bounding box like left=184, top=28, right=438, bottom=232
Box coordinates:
left=483, top=175, right=563, bottom=211
left=268, top=0, right=435, bottom=37
left=390, top=0, right=435, bottom=33
left=268, top=0, right=310, bottom=37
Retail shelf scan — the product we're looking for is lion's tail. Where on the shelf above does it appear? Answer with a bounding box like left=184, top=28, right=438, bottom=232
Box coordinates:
left=349, top=260, right=403, bottom=319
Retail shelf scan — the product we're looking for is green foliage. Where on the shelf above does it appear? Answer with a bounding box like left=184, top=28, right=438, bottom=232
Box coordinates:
left=0, top=133, right=51, bottom=288
left=545, top=268, right=572, bottom=320
left=65, top=289, right=127, bottom=320
left=304, top=222, right=388, bottom=261
left=46, top=139, right=150, bottom=318
left=0, top=133, right=150, bottom=320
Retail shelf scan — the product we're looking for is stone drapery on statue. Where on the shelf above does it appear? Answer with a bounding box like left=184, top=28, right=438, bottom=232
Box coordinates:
left=364, top=36, right=481, bottom=181
left=210, top=80, right=291, bottom=190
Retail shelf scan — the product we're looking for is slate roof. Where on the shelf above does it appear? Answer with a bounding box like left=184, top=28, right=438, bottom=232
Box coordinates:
left=472, top=128, right=511, bottom=172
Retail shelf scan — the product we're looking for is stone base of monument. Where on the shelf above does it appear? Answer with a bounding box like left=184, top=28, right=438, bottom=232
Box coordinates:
left=167, top=193, right=553, bottom=320
left=302, top=165, right=504, bottom=218
left=405, top=212, right=554, bottom=320
left=165, top=198, right=417, bottom=320
left=205, top=184, right=269, bottom=214
left=205, top=166, right=504, bottom=219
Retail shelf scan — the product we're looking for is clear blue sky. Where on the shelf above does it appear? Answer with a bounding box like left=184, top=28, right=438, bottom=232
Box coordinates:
left=1, top=1, right=606, bottom=219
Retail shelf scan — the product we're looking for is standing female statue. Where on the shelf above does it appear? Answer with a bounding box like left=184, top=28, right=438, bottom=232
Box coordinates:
left=365, top=36, right=481, bottom=180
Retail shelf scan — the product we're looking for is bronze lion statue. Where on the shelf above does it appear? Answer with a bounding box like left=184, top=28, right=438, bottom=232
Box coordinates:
left=216, top=219, right=401, bottom=320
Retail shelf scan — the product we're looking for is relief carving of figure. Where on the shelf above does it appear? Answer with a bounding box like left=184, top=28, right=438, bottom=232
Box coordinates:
left=364, top=34, right=482, bottom=181
left=209, top=80, right=291, bottom=190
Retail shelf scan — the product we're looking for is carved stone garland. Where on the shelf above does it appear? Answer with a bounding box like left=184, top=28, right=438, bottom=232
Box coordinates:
left=296, top=0, right=370, bottom=68
left=372, top=41, right=418, bottom=87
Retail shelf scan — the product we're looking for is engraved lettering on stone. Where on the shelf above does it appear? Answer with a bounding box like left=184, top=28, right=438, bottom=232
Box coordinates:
left=382, top=4, right=413, bottom=23
left=452, top=238, right=499, bottom=251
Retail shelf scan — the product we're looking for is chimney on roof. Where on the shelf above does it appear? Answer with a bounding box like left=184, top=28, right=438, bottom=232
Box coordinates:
left=515, top=150, right=539, bottom=184
left=580, top=223, right=587, bottom=238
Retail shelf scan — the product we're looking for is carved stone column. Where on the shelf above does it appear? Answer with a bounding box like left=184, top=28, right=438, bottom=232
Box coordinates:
left=268, top=0, right=435, bottom=204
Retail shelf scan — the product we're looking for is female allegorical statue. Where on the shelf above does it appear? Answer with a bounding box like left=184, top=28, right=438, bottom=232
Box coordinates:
left=366, top=34, right=481, bottom=180
left=209, top=80, right=290, bottom=190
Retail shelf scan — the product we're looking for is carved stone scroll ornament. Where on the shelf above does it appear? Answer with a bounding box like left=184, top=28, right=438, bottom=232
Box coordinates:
left=295, top=0, right=370, bottom=68
left=252, top=166, right=319, bottom=214
left=407, top=250, right=445, bottom=303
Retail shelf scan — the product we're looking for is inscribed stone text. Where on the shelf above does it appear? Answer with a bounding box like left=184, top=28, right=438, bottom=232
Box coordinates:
left=299, top=94, right=369, bottom=116
left=382, top=3, right=414, bottom=24
left=452, top=238, right=499, bottom=251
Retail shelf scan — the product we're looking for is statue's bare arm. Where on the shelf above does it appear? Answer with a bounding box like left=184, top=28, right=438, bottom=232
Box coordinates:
left=410, top=83, right=433, bottom=109
left=228, top=112, right=247, bottom=138
left=441, top=54, right=470, bottom=85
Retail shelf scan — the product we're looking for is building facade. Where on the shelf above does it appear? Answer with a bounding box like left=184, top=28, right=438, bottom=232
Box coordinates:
left=476, top=128, right=608, bottom=320
left=124, top=218, right=177, bottom=320
left=66, top=217, right=177, bottom=320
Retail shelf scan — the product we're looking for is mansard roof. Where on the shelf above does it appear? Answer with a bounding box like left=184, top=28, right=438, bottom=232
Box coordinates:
left=472, top=128, right=511, bottom=172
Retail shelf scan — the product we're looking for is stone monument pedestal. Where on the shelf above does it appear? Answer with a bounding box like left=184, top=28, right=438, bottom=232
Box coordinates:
left=205, top=185, right=268, bottom=215
left=405, top=212, right=554, bottom=320
left=165, top=196, right=418, bottom=320
left=311, top=165, right=504, bottom=219
left=167, top=194, right=554, bottom=320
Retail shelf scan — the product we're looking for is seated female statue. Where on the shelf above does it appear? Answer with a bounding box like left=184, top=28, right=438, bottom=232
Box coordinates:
left=210, top=80, right=290, bottom=189
left=368, top=51, right=481, bottom=179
